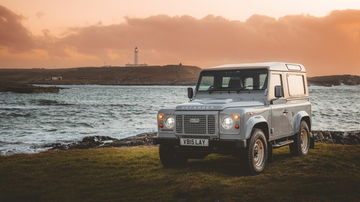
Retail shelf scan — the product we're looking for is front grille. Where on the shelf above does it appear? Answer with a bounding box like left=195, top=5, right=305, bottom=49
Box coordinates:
left=208, top=115, right=215, bottom=134
left=176, top=115, right=183, bottom=133
left=176, top=114, right=216, bottom=135
left=184, top=115, right=206, bottom=134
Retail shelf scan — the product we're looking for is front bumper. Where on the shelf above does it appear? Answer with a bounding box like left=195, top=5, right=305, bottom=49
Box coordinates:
left=153, top=137, right=247, bottom=154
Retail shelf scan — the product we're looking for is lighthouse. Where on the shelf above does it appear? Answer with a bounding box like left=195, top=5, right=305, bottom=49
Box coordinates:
left=134, top=47, right=138, bottom=65
left=125, top=47, right=147, bottom=67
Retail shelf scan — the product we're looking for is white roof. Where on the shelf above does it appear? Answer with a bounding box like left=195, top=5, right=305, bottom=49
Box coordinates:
left=208, top=62, right=306, bottom=72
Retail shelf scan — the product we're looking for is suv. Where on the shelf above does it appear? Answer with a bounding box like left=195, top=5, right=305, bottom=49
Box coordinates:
left=154, top=62, right=314, bottom=174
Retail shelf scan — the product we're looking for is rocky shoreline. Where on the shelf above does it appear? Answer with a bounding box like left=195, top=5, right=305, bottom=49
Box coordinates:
left=312, top=130, right=360, bottom=145
left=47, top=132, right=157, bottom=150
left=46, top=130, right=360, bottom=151
left=0, top=82, right=62, bottom=93
left=308, top=75, right=360, bottom=86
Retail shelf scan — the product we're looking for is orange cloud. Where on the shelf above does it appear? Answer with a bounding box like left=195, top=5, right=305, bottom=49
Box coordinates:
left=0, top=5, right=34, bottom=51
left=0, top=4, right=360, bottom=76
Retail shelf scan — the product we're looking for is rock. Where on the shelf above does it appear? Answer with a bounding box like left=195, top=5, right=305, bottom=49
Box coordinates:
left=308, top=75, right=360, bottom=86
left=312, top=130, right=360, bottom=145
left=48, top=132, right=157, bottom=150
left=0, top=82, right=62, bottom=93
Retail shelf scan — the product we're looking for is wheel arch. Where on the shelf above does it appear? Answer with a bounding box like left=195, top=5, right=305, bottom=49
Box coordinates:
left=245, top=116, right=269, bottom=141
left=293, top=111, right=311, bottom=135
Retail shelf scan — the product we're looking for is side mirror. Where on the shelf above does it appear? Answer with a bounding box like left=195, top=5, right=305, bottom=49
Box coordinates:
left=187, top=87, right=194, bottom=99
left=274, top=85, right=283, bottom=98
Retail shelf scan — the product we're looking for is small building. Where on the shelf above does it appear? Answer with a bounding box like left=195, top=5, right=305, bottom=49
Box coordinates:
left=51, top=76, right=63, bottom=81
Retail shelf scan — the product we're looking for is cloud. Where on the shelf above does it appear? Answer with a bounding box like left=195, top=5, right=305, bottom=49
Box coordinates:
left=35, top=11, right=45, bottom=19
left=0, top=5, right=34, bottom=51
left=0, top=4, right=360, bottom=75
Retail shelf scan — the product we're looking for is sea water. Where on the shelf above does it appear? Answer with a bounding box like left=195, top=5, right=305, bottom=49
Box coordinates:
left=0, top=85, right=359, bottom=154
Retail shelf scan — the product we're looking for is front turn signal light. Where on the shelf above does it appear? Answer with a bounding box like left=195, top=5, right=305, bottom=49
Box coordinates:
left=158, top=113, right=165, bottom=120
left=233, top=113, right=240, bottom=121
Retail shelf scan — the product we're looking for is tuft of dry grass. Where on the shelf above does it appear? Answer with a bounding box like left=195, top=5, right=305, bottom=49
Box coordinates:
left=0, top=143, right=359, bottom=201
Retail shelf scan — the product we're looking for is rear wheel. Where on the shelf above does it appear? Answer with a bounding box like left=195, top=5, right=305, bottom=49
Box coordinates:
left=159, top=143, right=187, bottom=167
left=289, top=121, right=310, bottom=156
left=240, top=129, right=268, bottom=175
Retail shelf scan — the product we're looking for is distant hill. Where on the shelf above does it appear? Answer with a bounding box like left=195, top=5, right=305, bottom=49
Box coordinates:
left=0, top=66, right=359, bottom=86
left=308, top=75, right=360, bottom=86
left=0, top=65, right=201, bottom=85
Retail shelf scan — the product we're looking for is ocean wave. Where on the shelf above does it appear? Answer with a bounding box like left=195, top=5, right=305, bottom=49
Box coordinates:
left=0, top=140, right=24, bottom=145
left=31, top=99, right=73, bottom=106
left=103, top=103, right=138, bottom=107
left=78, top=123, right=94, bottom=128
left=0, top=112, right=32, bottom=118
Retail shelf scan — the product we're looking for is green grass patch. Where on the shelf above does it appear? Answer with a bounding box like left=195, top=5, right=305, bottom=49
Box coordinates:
left=1, top=143, right=359, bottom=201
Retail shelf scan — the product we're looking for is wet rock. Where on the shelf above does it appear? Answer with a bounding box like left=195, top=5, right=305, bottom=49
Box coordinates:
left=49, top=132, right=157, bottom=150
left=312, top=130, right=360, bottom=145
left=308, top=75, right=360, bottom=86
left=0, top=82, right=62, bottom=93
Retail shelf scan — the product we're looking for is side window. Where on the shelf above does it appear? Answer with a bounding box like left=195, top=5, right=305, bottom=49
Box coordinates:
left=287, top=74, right=305, bottom=97
left=270, top=74, right=283, bottom=97
left=271, top=74, right=282, bottom=87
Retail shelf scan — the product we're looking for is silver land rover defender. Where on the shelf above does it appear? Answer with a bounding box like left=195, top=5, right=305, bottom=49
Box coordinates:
left=154, top=62, right=314, bottom=174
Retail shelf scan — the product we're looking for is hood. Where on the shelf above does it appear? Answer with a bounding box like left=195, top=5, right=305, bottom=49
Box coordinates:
left=176, top=98, right=265, bottom=111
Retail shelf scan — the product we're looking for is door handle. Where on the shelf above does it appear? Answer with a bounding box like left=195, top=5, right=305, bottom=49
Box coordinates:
left=283, top=110, right=288, bottom=114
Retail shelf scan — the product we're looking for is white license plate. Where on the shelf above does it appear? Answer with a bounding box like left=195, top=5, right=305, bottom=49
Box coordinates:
left=180, top=138, right=209, bottom=147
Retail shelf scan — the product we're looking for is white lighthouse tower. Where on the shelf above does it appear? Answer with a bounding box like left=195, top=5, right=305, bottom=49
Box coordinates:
left=126, top=47, right=147, bottom=67
left=134, top=47, right=138, bottom=65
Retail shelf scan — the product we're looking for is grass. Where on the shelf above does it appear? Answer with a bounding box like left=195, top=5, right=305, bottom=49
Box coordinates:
left=0, top=143, right=360, bottom=201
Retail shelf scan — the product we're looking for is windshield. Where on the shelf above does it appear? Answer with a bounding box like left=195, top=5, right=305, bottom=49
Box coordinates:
left=196, top=68, right=268, bottom=92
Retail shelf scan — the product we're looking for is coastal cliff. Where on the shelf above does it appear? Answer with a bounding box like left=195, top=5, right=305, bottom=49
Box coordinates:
left=0, top=65, right=201, bottom=85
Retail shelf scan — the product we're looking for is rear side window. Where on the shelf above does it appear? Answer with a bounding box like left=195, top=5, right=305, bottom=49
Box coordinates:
left=287, top=74, right=305, bottom=96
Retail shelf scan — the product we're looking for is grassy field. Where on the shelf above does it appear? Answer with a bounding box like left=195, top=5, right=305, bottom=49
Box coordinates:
left=1, top=143, right=360, bottom=201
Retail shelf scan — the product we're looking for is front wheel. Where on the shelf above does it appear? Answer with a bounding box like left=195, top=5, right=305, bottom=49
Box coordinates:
left=159, top=143, right=187, bottom=167
left=240, top=129, right=268, bottom=175
left=289, top=121, right=310, bottom=156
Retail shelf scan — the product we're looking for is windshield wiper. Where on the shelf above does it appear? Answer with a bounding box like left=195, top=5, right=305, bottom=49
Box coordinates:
left=207, top=88, right=245, bottom=94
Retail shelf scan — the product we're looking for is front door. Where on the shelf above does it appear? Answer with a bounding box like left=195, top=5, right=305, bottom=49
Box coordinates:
left=269, top=73, right=292, bottom=138
left=271, top=100, right=292, bottom=138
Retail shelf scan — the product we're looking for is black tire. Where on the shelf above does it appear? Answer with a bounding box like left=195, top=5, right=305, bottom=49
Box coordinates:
left=240, top=129, right=268, bottom=175
left=159, top=143, right=187, bottom=167
left=289, top=121, right=310, bottom=156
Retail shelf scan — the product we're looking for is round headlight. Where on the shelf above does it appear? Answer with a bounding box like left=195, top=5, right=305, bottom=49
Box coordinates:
left=165, top=117, right=175, bottom=129
left=221, top=116, right=234, bottom=130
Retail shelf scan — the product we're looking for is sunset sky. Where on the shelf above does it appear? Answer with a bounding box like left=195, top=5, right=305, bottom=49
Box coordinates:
left=1, top=0, right=360, bottom=75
